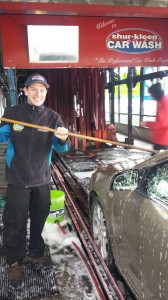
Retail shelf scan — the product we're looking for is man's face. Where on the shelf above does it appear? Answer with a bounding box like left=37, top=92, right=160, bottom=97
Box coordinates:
left=24, top=82, right=47, bottom=106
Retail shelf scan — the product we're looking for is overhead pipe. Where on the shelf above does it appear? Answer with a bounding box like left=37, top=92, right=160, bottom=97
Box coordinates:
left=105, top=69, right=168, bottom=88
left=6, top=69, right=16, bottom=106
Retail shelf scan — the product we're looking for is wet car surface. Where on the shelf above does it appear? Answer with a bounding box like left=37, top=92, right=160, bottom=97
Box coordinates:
left=89, top=150, right=168, bottom=300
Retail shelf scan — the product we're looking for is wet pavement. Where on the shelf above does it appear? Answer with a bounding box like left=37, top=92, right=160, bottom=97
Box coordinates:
left=0, top=207, right=99, bottom=300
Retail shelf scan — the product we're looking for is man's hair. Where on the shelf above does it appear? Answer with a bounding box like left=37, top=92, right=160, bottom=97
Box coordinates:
left=148, top=82, right=164, bottom=100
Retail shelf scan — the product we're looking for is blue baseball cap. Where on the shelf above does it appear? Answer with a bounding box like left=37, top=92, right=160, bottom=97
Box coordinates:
left=24, top=73, right=50, bottom=89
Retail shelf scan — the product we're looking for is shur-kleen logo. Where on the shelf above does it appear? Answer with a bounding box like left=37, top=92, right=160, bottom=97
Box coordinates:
left=106, top=28, right=162, bottom=54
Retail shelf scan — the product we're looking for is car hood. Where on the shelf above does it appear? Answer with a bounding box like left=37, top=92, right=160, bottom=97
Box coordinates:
left=133, top=150, right=168, bottom=170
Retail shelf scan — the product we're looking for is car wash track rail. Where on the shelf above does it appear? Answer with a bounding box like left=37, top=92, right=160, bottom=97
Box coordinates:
left=51, top=150, right=127, bottom=300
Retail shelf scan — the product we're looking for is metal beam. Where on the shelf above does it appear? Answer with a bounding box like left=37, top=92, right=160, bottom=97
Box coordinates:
left=105, top=69, right=168, bottom=88
left=0, top=2, right=168, bottom=18
left=5, top=69, right=16, bottom=106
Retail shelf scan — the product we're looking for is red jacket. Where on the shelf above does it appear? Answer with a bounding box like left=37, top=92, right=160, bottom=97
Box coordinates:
left=145, top=95, right=168, bottom=145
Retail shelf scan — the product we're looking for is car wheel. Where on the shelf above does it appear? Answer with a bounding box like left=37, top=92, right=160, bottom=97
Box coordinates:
left=90, top=197, right=114, bottom=270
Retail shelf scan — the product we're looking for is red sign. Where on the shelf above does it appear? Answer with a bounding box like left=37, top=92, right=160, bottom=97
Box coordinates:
left=1, top=15, right=168, bottom=68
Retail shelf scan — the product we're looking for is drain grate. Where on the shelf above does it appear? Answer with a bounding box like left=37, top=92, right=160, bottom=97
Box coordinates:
left=0, top=210, right=59, bottom=300
left=0, top=259, right=59, bottom=300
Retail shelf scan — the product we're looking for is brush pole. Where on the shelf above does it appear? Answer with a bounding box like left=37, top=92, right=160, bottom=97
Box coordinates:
left=0, top=117, right=156, bottom=154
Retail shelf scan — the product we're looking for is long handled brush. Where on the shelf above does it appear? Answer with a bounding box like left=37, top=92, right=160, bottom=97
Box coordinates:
left=0, top=117, right=156, bottom=154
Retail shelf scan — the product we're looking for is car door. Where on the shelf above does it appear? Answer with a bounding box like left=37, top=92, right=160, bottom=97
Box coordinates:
left=135, top=161, right=168, bottom=300
left=110, top=178, right=144, bottom=299
left=110, top=162, right=168, bottom=300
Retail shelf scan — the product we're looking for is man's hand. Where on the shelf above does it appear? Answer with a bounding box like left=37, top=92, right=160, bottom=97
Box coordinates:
left=54, top=127, right=69, bottom=141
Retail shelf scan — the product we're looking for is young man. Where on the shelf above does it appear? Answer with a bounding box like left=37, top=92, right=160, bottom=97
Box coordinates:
left=141, top=82, right=168, bottom=150
left=0, top=73, right=69, bottom=289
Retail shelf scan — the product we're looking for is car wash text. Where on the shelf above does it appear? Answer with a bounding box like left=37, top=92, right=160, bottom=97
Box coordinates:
left=106, top=28, right=162, bottom=53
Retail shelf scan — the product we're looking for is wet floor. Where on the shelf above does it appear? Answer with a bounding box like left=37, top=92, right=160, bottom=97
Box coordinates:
left=0, top=205, right=100, bottom=300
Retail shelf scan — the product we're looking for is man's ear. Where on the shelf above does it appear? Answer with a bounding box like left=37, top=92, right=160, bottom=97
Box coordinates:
left=23, top=87, right=28, bottom=96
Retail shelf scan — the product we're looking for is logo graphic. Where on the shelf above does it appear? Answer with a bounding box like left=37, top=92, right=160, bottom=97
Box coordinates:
left=48, top=209, right=64, bottom=218
left=106, top=28, right=162, bottom=54
left=32, top=75, right=45, bottom=82
left=13, top=124, right=24, bottom=131
left=38, top=129, right=48, bottom=132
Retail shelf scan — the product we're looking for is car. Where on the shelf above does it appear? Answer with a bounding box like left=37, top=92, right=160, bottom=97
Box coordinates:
left=89, top=150, right=168, bottom=300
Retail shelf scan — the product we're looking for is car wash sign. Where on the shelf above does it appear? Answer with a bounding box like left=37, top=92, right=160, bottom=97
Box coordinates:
left=92, top=17, right=168, bottom=67
left=1, top=15, right=168, bottom=68
left=106, top=28, right=162, bottom=54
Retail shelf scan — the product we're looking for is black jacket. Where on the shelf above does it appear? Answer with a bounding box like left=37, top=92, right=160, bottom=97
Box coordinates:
left=0, top=102, right=68, bottom=187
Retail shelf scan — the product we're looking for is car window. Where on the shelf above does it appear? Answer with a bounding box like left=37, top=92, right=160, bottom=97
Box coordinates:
left=112, top=170, right=138, bottom=190
left=142, top=161, right=168, bottom=206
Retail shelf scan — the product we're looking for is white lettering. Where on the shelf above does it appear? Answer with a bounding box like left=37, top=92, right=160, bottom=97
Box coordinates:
left=96, top=19, right=115, bottom=30
left=111, top=33, right=131, bottom=39
left=133, top=34, right=158, bottom=40
left=107, top=41, right=129, bottom=49
left=144, top=57, right=156, bottom=63
left=110, top=33, right=158, bottom=40
left=132, top=41, right=162, bottom=49
left=156, top=58, right=168, bottom=64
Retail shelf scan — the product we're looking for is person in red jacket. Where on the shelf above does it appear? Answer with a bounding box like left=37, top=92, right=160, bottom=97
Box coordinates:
left=141, top=82, right=168, bottom=151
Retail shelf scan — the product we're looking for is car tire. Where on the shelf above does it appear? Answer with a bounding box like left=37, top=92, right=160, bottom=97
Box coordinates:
left=90, top=197, right=115, bottom=272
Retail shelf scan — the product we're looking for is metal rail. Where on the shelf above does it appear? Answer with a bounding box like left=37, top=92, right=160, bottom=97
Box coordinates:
left=56, top=221, right=105, bottom=300
left=51, top=158, right=125, bottom=300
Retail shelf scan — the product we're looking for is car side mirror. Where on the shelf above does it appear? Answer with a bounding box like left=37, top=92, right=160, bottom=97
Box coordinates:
left=112, top=170, right=139, bottom=191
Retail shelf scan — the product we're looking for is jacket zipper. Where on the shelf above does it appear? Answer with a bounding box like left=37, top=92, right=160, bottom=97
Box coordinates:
left=26, top=105, right=35, bottom=187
